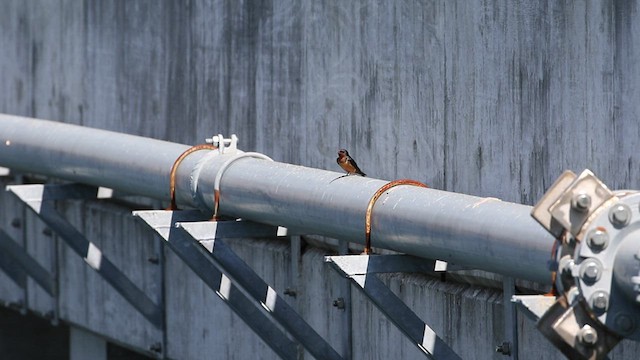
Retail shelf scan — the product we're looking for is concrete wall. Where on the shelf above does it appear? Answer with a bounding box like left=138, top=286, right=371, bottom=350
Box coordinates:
left=1, top=0, right=640, bottom=359
left=3, top=1, right=640, bottom=202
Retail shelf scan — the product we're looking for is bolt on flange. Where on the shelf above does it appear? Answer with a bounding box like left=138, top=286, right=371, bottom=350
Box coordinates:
left=609, top=204, right=631, bottom=227
left=590, top=291, right=609, bottom=313
left=572, top=193, right=592, bottom=212
left=580, top=259, right=602, bottom=284
left=587, top=228, right=609, bottom=251
left=578, top=325, right=598, bottom=346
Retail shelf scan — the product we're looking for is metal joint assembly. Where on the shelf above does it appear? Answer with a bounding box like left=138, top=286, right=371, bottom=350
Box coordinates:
left=206, top=134, right=239, bottom=155
left=213, top=152, right=273, bottom=220
left=517, top=169, right=640, bottom=359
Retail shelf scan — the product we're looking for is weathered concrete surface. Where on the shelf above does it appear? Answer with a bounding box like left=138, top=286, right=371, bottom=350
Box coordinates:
left=57, top=201, right=163, bottom=353
left=162, top=238, right=288, bottom=359
left=2, top=0, right=640, bottom=359
left=0, top=179, right=25, bottom=306
left=2, top=1, right=640, bottom=201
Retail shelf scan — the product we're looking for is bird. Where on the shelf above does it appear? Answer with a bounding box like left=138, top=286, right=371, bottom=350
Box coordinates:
left=336, top=149, right=366, bottom=176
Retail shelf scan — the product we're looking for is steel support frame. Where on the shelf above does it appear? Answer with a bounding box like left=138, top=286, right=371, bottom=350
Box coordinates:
left=0, top=228, right=55, bottom=296
left=325, top=254, right=462, bottom=359
left=337, top=240, right=353, bottom=360
left=0, top=173, right=32, bottom=315
left=134, top=210, right=343, bottom=360
left=499, top=277, right=519, bottom=359
left=6, top=183, right=164, bottom=330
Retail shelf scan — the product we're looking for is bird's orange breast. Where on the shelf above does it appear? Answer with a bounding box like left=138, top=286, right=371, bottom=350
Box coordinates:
left=339, top=160, right=357, bottom=173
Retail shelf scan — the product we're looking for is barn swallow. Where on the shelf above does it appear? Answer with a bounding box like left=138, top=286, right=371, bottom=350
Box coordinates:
left=336, top=149, right=366, bottom=176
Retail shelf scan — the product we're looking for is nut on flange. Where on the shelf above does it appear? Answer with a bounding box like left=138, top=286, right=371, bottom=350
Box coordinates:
left=609, top=204, right=631, bottom=227
left=587, top=228, right=609, bottom=251
left=572, top=193, right=592, bottom=212
left=590, top=291, right=609, bottom=313
left=578, top=325, right=598, bottom=346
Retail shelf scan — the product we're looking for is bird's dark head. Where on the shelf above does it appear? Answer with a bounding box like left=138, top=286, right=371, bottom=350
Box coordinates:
left=338, top=149, right=349, bottom=157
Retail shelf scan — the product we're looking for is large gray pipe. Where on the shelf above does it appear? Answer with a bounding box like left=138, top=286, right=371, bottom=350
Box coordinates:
left=0, top=114, right=555, bottom=283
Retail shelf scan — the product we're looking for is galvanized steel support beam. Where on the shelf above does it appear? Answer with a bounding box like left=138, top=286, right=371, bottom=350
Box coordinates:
left=7, top=183, right=164, bottom=330
left=177, top=219, right=344, bottom=360
left=134, top=210, right=299, bottom=360
left=511, top=295, right=555, bottom=322
left=497, top=277, right=518, bottom=358
left=338, top=240, right=353, bottom=360
left=0, top=229, right=55, bottom=295
left=286, top=235, right=305, bottom=359
left=0, top=231, right=28, bottom=290
left=325, top=255, right=462, bottom=359
left=0, top=115, right=555, bottom=284
left=134, top=210, right=342, bottom=360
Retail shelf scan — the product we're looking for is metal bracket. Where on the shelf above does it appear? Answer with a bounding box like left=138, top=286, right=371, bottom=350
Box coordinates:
left=6, top=183, right=164, bottom=329
left=511, top=295, right=556, bottom=323
left=0, top=229, right=55, bottom=295
left=212, top=152, right=273, bottom=219
left=499, top=277, right=518, bottom=358
left=531, top=170, right=614, bottom=239
left=514, top=295, right=618, bottom=360
left=134, top=210, right=343, bottom=360
left=325, top=254, right=462, bottom=359
left=0, top=239, right=27, bottom=290
left=206, top=133, right=239, bottom=155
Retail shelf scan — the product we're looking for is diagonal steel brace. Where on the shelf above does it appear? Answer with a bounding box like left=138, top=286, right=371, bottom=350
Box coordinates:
left=325, top=254, right=462, bottom=360
left=0, top=228, right=55, bottom=295
left=6, top=183, right=163, bottom=329
left=0, top=232, right=28, bottom=290
left=134, top=210, right=299, bottom=360
left=135, top=210, right=343, bottom=360
left=177, top=220, right=343, bottom=360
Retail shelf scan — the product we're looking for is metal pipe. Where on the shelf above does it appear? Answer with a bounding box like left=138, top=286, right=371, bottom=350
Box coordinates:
left=0, top=114, right=555, bottom=283
left=0, top=114, right=188, bottom=199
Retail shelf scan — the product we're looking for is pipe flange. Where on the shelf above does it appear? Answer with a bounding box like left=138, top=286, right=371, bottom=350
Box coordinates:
left=578, top=192, right=640, bottom=340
